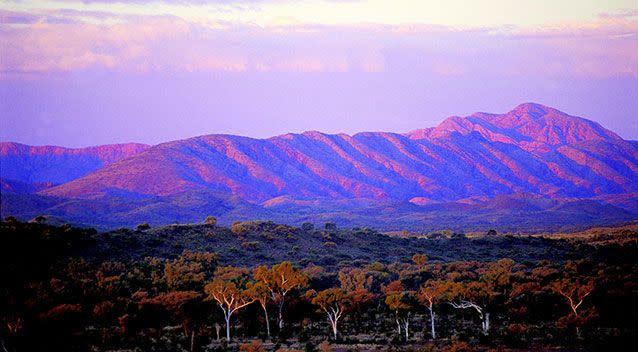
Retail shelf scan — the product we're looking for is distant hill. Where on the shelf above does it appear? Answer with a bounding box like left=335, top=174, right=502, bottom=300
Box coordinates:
left=0, top=142, right=149, bottom=186
left=2, top=103, right=637, bottom=231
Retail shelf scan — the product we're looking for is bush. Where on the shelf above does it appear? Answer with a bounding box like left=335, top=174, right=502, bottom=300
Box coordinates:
left=445, top=340, right=473, bottom=352
left=240, top=340, right=266, bottom=352
left=136, top=223, right=151, bottom=230
left=231, top=221, right=246, bottom=236
left=204, top=216, right=217, bottom=226
left=318, top=341, right=331, bottom=352
left=241, top=241, right=260, bottom=250
left=33, top=215, right=46, bottom=223
left=301, top=222, right=315, bottom=232
left=4, top=216, right=17, bottom=223
left=418, top=343, right=438, bottom=352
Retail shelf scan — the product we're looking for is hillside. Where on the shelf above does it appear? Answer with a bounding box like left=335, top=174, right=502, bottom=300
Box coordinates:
left=0, top=142, right=149, bottom=186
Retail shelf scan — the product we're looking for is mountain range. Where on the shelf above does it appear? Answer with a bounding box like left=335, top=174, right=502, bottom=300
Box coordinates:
left=2, top=103, right=637, bottom=232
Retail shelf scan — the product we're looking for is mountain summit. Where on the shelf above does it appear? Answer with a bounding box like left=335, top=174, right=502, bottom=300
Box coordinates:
left=407, top=103, right=622, bottom=149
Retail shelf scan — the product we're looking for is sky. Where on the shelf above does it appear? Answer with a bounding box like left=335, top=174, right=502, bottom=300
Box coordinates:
left=1, top=0, right=637, bottom=147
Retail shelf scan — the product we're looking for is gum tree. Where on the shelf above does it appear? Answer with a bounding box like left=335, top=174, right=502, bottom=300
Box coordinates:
left=384, top=281, right=415, bottom=341
left=417, top=280, right=447, bottom=340
left=447, top=281, right=495, bottom=335
left=204, top=267, right=256, bottom=342
left=253, top=261, right=308, bottom=331
left=312, top=288, right=350, bottom=340
left=550, top=277, right=595, bottom=338
left=247, top=281, right=272, bottom=340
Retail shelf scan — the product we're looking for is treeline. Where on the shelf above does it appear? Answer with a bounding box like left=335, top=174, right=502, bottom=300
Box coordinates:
left=1, top=219, right=637, bottom=351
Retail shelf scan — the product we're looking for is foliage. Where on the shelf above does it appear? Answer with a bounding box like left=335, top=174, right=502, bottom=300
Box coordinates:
left=1, top=219, right=637, bottom=351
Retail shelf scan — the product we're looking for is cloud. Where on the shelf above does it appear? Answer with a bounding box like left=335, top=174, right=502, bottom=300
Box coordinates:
left=598, top=8, right=638, bottom=19
left=1, top=8, right=636, bottom=78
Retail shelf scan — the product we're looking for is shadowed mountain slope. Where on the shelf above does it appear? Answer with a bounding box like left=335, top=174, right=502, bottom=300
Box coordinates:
left=0, top=142, right=150, bottom=186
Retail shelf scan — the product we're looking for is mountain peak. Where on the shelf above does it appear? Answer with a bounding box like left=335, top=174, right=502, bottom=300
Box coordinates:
left=407, top=102, right=621, bottom=148
left=510, top=102, right=553, bottom=118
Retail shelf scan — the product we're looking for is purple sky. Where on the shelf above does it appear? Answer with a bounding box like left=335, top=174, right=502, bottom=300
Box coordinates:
left=1, top=1, right=637, bottom=147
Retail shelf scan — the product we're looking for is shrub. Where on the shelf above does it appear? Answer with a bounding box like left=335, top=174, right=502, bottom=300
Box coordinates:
left=231, top=222, right=247, bottom=237
left=241, top=241, right=260, bottom=250
left=240, top=340, right=266, bottom=352
left=204, top=216, right=217, bottom=226
left=33, top=215, right=46, bottom=223
left=418, top=343, right=438, bottom=352
left=301, top=222, right=315, bottom=232
left=445, top=340, right=473, bottom=352
left=136, top=223, right=151, bottom=230
left=4, top=216, right=18, bottom=223
left=318, top=341, right=331, bottom=352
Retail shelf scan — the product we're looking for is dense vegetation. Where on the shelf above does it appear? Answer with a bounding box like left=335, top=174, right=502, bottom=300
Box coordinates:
left=1, top=218, right=637, bottom=351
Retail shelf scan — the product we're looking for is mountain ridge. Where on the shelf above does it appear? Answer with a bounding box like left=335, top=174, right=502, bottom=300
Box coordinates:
left=36, top=103, right=638, bottom=203
left=2, top=102, right=637, bottom=230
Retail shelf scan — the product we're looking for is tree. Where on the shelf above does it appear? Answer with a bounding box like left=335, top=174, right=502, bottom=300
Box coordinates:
left=412, top=254, right=428, bottom=270
left=550, top=277, right=595, bottom=338
left=204, top=216, right=217, bottom=226
left=384, top=281, right=414, bottom=341
left=144, top=291, right=202, bottom=351
left=253, top=262, right=308, bottom=332
left=247, top=281, right=272, bottom=340
left=417, top=280, right=447, bottom=340
left=338, top=268, right=375, bottom=310
left=447, top=281, right=494, bottom=335
left=482, top=258, right=515, bottom=296
left=204, top=267, right=256, bottom=341
left=164, top=251, right=217, bottom=290
left=312, top=288, right=350, bottom=340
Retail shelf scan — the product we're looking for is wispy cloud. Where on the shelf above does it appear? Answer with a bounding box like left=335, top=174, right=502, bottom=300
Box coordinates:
left=1, top=6, right=636, bottom=78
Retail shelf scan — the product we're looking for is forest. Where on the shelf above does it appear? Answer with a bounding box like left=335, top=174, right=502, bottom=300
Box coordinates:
left=1, top=217, right=637, bottom=352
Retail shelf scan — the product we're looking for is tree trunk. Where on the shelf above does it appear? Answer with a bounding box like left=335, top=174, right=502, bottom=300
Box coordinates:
left=395, top=312, right=401, bottom=337
left=331, top=319, right=338, bottom=340
left=225, top=313, right=232, bottom=342
left=429, top=307, right=436, bottom=340
left=403, top=318, right=409, bottom=341
left=1, top=338, right=10, bottom=352
left=277, top=299, right=285, bottom=331
left=190, top=331, right=195, bottom=352
left=482, top=312, right=490, bottom=335
left=262, top=304, right=271, bottom=340
left=214, top=323, right=221, bottom=341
